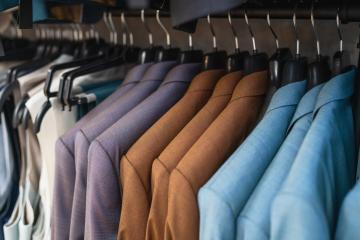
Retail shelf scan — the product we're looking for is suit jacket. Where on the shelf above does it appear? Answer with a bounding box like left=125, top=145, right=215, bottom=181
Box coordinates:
left=68, top=61, right=175, bottom=240
left=146, top=71, right=242, bottom=240
left=164, top=71, right=268, bottom=240
left=52, top=63, right=152, bottom=240
left=85, top=63, right=201, bottom=240
left=118, top=69, right=225, bottom=240
left=272, top=70, right=356, bottom=240
left=237, top=83, right=322, bottom=240
left=197, top=80, right=307, bottom=240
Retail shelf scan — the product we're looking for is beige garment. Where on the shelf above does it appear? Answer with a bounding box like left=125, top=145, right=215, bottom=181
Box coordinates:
left=164, top=71, right=268, bottom=240
left=146, top=71, right=243, bottom=240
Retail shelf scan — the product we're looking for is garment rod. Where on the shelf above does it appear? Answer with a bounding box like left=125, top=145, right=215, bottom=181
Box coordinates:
left=113, top=3, right=360, bottom=23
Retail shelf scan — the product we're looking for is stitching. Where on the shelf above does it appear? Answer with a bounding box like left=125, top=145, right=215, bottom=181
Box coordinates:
left=173, top=168, right=197, bottom=198
left=58, top=137, right=74, bottom=156
left=123, top=155, right=151, bottom=205
left=230, top=94, right=266, bottom=103
left=155, top=157, right=172, bottom=174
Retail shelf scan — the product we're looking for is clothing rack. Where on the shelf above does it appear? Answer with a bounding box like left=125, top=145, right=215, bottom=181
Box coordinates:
left=113, top=3, right=360, bottom=22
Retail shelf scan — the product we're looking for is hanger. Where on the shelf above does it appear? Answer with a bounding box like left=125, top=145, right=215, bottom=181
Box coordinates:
left=178, top=33, right=203, bottom=64
left=120, top=12, right=140, bottom=61
left=242, top=10, right=268, bottom=76
left=281, top=6, right=308, bottom=87
left=202, top=15, right=227, bottom=70
left=267, top=11, right=292, bottom=88
left=54, top=11, right=122, bottom=108
left=0, top=18, right=37, bottom=61
left=306, top=4, right=331, bottom=90
left=155, top=10, right=180, bottom=62
left=138, top=9, right=160, bottom=63
left=60, top=11, right=139, bottom=110
left=333, top=9, right=351, bottom=76
left=226, top=11, right=249, bottom=72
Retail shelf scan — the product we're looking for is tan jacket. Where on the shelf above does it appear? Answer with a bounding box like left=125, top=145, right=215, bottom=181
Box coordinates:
left=117, top=69, right=225, bottom=240
left=164, top=71, right=268, bottom=240
left=146, top=71, right=243, bottom=240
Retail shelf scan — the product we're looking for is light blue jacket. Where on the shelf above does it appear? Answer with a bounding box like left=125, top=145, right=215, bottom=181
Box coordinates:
left=237, top=83, right=324, bottom=240
left=335, top=149, right=360, bottom=240
left=197, top=80, right=307, bottom=240
left=271, top=69, right=356, bottom=240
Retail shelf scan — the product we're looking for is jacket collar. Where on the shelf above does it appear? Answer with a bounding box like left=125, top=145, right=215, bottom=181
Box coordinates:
left=265, top=80, right=307, bottom=115
left=313, top=68, right=356, bottom=116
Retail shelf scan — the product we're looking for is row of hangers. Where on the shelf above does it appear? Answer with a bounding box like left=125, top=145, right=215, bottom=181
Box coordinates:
left=0, top=4, right=353, bottom=135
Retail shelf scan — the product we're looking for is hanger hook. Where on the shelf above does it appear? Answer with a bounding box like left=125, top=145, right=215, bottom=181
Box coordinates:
left=108, top=12, right=118, bottom=45
left=188, top=33, right=193, bottom=50
left=292, top=7, right=300, bottom=56
left=266, top=11, right=279, bottom=49
left=103, top=12, right=113, bottom=44
left=76, top=24, right=83, bottom=41
left=141, top=9, right=153, bottom=47
left=207, top=15, right=217, bottom=50
left=121, top=12, right=134, bottom=46
left=227, top=11, right=239, bottom=52
left=336, top=9, right=343, bottom=52
left=156, top=10, right=171, bottom=48
left=310, top=4, right=321, bottom=56
left=34, top=24, right=40, bottom=39
left=244, top=10, right=257, bottom=53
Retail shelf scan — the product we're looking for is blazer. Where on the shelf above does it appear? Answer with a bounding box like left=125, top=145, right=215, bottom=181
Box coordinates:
left=271, top=70, right=356, bottom=240
left=164, top=71, right=268, bottom=240
left=52, top=63, right=152, bottom=240
left=84, top=63, right=201, bottom=240
left=68, top=61, right=175, bottom=240
left=118, top=69, right=225, bottom=240
left=146, top=70, right=242, bottom=240
left=197, top=80, right=307, bottom=240
left=237, top=83, right=322, bottom=240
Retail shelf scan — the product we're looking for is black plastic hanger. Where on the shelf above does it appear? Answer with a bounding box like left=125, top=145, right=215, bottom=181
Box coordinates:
left=178, top=34, right=203, bottom=64
left=266, top=11, right=292, bottom=87
left=12, top=95, right=29, bottom=128
left=242, top=11, right=268, bottom=76
left=306, top=5, right=331, bottom=90
left=226, top=12, right=249, bottom=72
left=281, top=9, right=308, bottom=87
left=202, top=15, right=227, bottom=70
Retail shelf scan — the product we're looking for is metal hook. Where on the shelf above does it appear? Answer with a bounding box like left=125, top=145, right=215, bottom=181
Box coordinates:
left=244, top=10, right=257, bottom=53
left=207, top=15, right=217, bottom=50
left=34, top=24, right=40, bottom=39
left=103, top=12, right=113, bottom=44
left=70, top=23, right=78, bottom=42
left=156, top=10, right=171, bottom=48
left=188, top=34, right=193, bottom=50
left=228, top=11, right=239, bottom=52
left=141, top=10, right=153, bottom=47
left=310, top=4, right=321, bottom=56
left=108, top=12, right=119, bottom=45
left=266, top=11, right=280, bottom=49
left=75, top=24, right=83, bottom=41
left=121, top=12, right=134, bottom=46
left=292, top=8, right=300, bottom=56
left=336, top=9, right=343, bottom=52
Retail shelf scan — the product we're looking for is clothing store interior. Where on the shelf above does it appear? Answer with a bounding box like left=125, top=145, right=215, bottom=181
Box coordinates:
left=0, top=0, right=360, bottom=239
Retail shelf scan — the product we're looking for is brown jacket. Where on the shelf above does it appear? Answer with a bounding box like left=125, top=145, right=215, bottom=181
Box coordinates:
left=117, top=69, right=225, bottom=240
left=164, top=71, right=268, bottom=240
left=146, top=71, right=243, bottom=240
